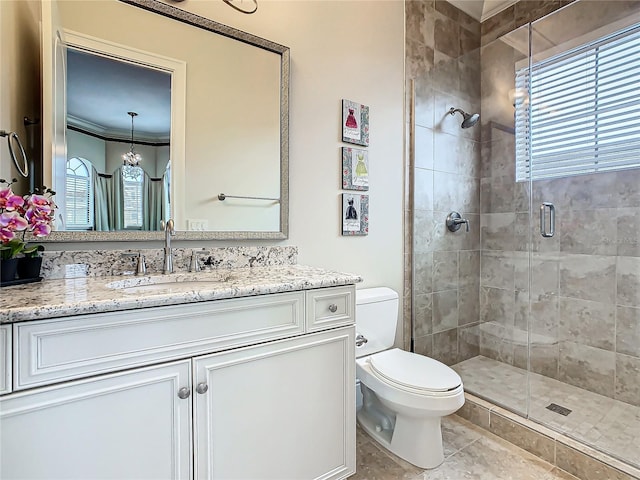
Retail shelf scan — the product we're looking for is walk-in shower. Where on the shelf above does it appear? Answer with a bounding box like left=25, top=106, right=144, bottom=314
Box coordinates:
left=408, top=0, right=640, bottom=474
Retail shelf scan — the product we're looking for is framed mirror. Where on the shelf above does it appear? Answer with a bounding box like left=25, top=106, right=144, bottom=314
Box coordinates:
left=40, top=0, right=289, bottom=241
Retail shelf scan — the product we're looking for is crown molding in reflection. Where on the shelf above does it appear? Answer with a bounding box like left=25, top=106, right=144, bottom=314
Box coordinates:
left=68, top=124, right=170, bottom=147
left=67, top=115, right=170, bottom=144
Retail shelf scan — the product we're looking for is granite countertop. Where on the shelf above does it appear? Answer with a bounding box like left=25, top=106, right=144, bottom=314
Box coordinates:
left=0, top=265, right=362, bottom=324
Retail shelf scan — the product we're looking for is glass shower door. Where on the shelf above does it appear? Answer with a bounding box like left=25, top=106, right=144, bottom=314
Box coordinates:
left=526, top=1, right=640, bottom=468
left=452, top=22, right=533, bottom=418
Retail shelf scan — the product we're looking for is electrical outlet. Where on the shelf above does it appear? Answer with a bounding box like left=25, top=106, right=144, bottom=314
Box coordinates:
left=187, top=219, right=209, bottom=231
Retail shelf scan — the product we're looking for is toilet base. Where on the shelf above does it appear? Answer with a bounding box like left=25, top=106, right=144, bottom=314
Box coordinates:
left=357, top=400, right=446, bottom=469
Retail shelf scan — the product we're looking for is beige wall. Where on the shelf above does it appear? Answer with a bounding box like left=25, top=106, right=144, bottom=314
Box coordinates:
left=165, top=2, right=406, bottom=334
left=2, top=1, right=405, bottom=333
left=169, top=1, right=405, bottom=296
left=0, top=1, right=40, bottom=192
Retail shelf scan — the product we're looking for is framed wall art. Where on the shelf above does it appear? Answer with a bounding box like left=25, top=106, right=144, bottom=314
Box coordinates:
left=342, top=193, right=369, bottom=236
left=342, top=99, right=369, bottom=147
left=342, top=147, right=369, bottom=191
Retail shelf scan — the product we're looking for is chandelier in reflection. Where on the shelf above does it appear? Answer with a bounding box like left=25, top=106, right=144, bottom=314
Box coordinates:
left=122, top=111, right=142, bottom=167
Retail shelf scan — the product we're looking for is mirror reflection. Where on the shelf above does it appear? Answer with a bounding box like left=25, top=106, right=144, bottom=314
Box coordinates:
left=42, top=0, right=289, bottom=241
left=64, top=49, right=171, bottom=231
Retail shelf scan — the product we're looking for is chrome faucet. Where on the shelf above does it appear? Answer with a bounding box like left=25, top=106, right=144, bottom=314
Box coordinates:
left=162, top=219, right=176, bottom=274
left=122, top=251, right=147, bottom=275
left=189, top=249, right=211, bottom=273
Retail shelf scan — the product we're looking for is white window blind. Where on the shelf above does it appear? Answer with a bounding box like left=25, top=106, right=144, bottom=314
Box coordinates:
left=65, top=157, right=93, bottom=229
left=516, top=23, right=640, bottom=181
left=123, top=167, right=143, bottom=229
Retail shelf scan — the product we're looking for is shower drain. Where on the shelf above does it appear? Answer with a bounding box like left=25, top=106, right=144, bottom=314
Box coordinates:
left=546, top=403, right=572, bottom=416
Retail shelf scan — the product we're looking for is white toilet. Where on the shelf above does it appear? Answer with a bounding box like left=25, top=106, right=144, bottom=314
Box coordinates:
left=355, top=287, right=464, bottom=469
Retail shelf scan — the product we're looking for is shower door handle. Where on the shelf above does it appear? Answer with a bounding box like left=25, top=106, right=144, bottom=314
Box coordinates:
left=540, top=202, right=555, bottom=238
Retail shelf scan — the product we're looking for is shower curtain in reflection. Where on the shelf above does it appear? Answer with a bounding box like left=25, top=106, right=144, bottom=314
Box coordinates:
left=92, top=166, right=165, bottom=231
left=92, top=169, right=123, bottom=231
left=142, top=175, right=165, bottom=231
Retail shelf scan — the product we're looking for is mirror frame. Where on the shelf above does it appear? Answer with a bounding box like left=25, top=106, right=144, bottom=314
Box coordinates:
left=41, top=0, right=289, bottom=242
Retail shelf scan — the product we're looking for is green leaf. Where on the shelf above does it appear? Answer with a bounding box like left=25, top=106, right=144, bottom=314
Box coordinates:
left=0, top=239, right=26, bottom=260
left=22, top=244, right=44, bottom=257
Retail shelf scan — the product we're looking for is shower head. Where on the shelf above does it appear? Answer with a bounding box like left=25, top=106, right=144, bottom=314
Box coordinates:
left=448, top=107, right=480, bottom=128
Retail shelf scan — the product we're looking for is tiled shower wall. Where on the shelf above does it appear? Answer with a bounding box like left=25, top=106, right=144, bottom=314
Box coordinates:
left=405, top=0, right=482, bottom=365
left=478, top=1, right=640, bottom=406
left=406, top=0, right=640, bottom=402
left=404, top=0, right=581, bottom=362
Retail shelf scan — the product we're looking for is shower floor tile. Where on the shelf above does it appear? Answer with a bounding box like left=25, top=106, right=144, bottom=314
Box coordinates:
left=453, top=356, right=640, bottom=469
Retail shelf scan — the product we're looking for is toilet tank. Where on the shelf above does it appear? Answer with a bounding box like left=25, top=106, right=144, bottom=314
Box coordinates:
left=355, top=287, right=399, bottom=358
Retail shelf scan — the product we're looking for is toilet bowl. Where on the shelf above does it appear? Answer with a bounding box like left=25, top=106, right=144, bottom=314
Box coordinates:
left=355, top=288, right=465, bottom=469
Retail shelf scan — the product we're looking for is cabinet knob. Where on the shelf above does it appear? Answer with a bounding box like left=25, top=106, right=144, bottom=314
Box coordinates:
left=196, top=382, right=209, bottom=395
left=328, top=304, right=338, bottom=313
left=177, top=387, right=191, bottom=399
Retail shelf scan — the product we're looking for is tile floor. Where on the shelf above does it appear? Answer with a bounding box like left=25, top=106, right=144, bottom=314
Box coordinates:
left=453, top=356, right=640, bottom=470
left=352, top=414, right=578, bottom=479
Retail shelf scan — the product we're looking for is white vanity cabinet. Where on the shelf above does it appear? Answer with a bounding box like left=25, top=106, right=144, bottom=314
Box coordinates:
left=0, top=286, right=356, bottom=480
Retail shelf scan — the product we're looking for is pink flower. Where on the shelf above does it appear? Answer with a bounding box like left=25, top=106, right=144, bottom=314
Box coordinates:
left=0, top=187, right=25, bottom=211
left=0, top=211, right=28, bottom=232
left=26, top=194, right=52, bottom=208
left=25, top=195, right=54, bottom=225
left=0, top=226, right=15, bottom=243
left=0, top=181, right=56, bottom=253
left=30, top=222, right=52, bottom=237
left=25, top=206, right=52, bottom=226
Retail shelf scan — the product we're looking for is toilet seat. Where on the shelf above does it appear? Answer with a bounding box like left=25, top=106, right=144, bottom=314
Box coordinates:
left=368, top=349, right=462, bottom=395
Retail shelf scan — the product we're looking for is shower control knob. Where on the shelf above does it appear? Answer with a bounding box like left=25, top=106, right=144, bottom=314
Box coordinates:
left=446, top=211, right=470, bottom=233
left=177, top=387, right=191, bottom=399
left=328, top=304, right=338, bottom=313
left=196, top=382, right=209, bottom=394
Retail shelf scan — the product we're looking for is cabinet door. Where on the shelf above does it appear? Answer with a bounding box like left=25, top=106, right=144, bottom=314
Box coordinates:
left=1, top=360, right=192, bottom=480
left=194, top=326, right=355, bottom=480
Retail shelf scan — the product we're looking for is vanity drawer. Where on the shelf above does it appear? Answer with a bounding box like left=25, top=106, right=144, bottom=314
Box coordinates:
left=0, top=325, right=11, bottom=395
left=13, top=291, right=304, bottom=390
left=305, top=286, right=355, bottom=332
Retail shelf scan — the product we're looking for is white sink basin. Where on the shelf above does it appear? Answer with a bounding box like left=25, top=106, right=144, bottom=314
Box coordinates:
left=106, top=273, right=232, bottom=294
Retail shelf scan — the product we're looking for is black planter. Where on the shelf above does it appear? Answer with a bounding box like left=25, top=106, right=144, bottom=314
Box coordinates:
left=17, top=256, right=43, bottom=280
left=0, top=258, right=19, bottom=283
